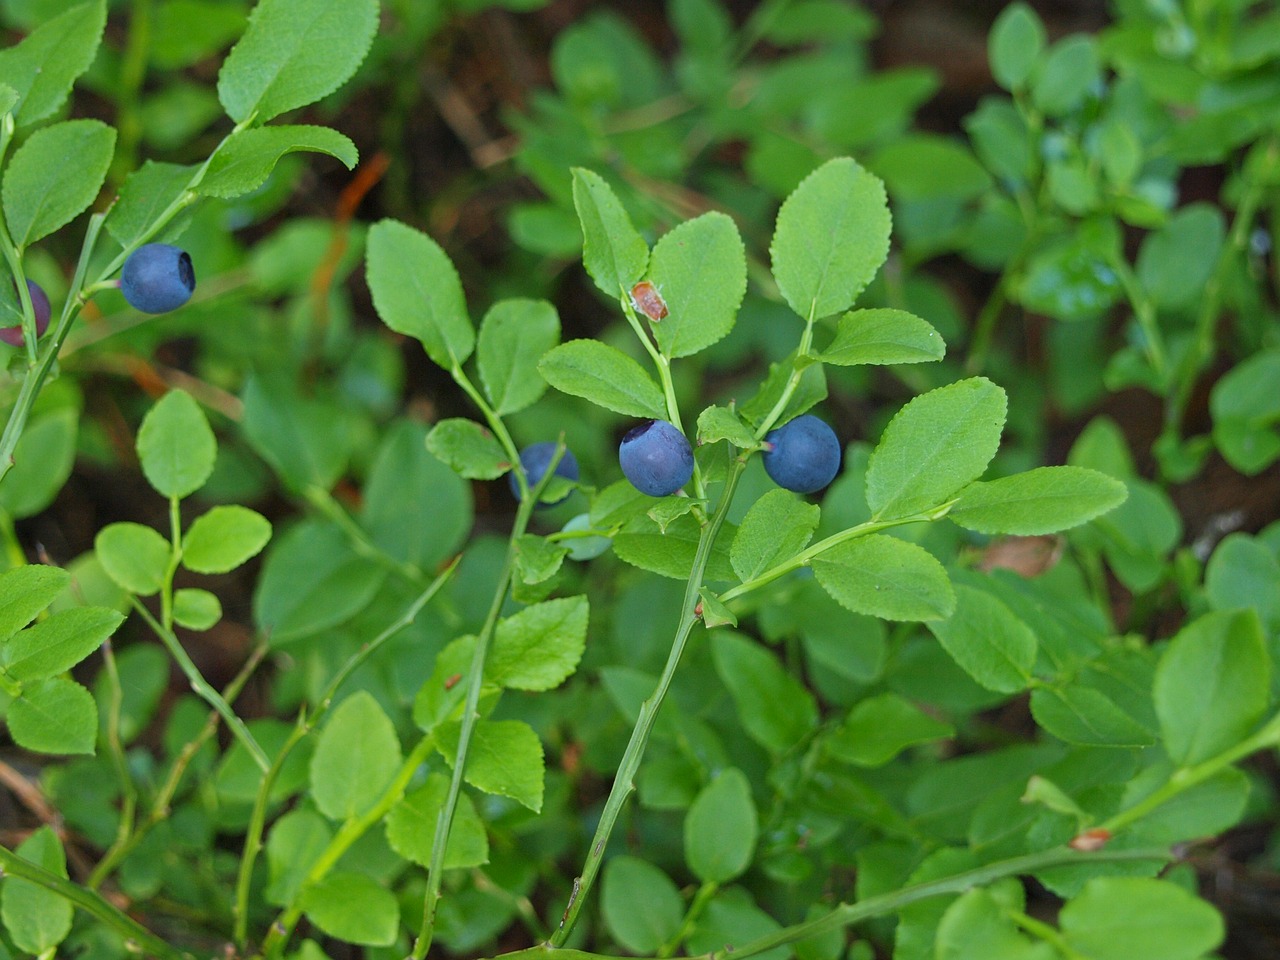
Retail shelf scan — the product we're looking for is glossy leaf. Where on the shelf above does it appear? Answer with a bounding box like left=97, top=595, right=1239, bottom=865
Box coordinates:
left=4, top=607, right=122, bottom=682
left=3, top=119, right=115, bottom=249
left=488, top=596, right=588, bottom=691
left=731, top=489, right=819, bottom=582
left=649, top=212, right=747, bottom=358
left=8, top=677, right=97, bottom=755
left=539, top=339, right=666, bottom=419
left=0, top=1, right=105, bottom=128
left=949, top=466, right=1127, bottom=535
left=95, top=522, right=170, bottom=597
left=821, top=308, right=945, bottom=366
left=425, top=419, right=511, bottom=480
left=0, top=565, right=69, bottom=643
left=437, top=718, right=545, bottom=812
left=196, top=125, right=357, bottom=198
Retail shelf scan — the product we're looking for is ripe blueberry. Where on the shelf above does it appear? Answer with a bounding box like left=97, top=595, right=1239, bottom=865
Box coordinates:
left=0, top=280, right=51, bottom=348
left=762, top=414, right=841, bottom=493
left=120, top=243, right=195, bottom=314
left=509, top=442, right=580, bottom=507
left=619, top=419, right=694, bottom=497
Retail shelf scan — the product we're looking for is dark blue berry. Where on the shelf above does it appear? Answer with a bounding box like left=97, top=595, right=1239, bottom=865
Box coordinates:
left=510, top=442, right=580, bottom=507
left=762, top=414, right=841, bottom=493
left=619, top=420, right=694, bottom=497
left=0, top=280, right=50, bottom=347
left=120, top=243, right=195, bottom=314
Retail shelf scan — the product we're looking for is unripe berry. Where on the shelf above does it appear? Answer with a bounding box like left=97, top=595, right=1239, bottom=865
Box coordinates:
left=619, top=419, right=694, bottom=497
left=0, top=280, right=51, bottom=348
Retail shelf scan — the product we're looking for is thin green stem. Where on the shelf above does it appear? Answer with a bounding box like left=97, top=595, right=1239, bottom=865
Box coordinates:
left=451, top=362, right=522, bottom=473
left=1111, top=257, right=1167, bottom=378
left=160, top=494, right=182, bottom=630
left=233, top=568, right=455, bottom=947
left=1012, top=910, right=1088, bottom=960
left=87, top=640, right=138, bottom=891
left=130, top=599, right=270, bottom=772
left=108, top=0, right=154, bottom=191
left=753, top=307, right=817, bottom=440
left=0, top=844, right=192, bottom=960
left=656, top=881, right=718, bottom=958
left=302, top=485, right=425, bottom=583
left=550, top=457, right=748, bottom=946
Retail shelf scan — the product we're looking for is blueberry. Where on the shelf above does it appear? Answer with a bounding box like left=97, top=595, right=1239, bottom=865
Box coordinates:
left=0, top=280, right=50, bottom=348
left=120, top=243, right=195, bottom=314
left=762, top=414, right=841, bottom=493
left=619, top=419, right=694, bottom=497
left=509, top=442, right=579, bottom=507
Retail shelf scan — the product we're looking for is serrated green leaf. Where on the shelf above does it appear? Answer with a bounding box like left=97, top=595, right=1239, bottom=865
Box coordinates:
left=0, top=408, right=77, bottom=520
left=926, top=584, right=1036, bottom=693
left=367, top=219, right=474, bottom=369
left=104, top=161, right=199, bottom=249
left=0, top=1, right=105, bottom=128
left=684, top=768, right=757, bottom=883
left=0, top=826, right=72, bottom=954
left=0, top=565, right=69, bottom=643
left=2, top=119, right=115, bottom=249
left=477, top=298, right=560, bottom=415
left=95, top=522, right=170, bottom=597
left=697, top=587, right=736, bottom=628
left=1060, top=878, right=1223, bottom=960
left=731, top=489, right=819, bottom=582
left=310, top=691, right=402, bottom=821
left=950, top=466, right=1127, bottom=535
left=822, top=308, right=945, bottom=366
left=437, top=718, right=544, bottom=812
left=385, top=773, right=488, bottom=869
left=217, top=0, right=379, bottom=124
left=1154, top=609, right=1268, bottom=767
left=182, top=505, right=272, bottom=574
left=613, top=513, right=736, bottom=581
left=513, top=534, right=568, bottom=585
left=425, top=419, right=511, bottom=480
left=710, top=630, right=817, bottom=754
left=740, top=349, right=828, bottom=429
left=866, top=377, right=1007, bottom=520
left=696, top=405, right=756, bottom=448
left=172, top=588, right=222, bottom=631
left=4, top=607, right=122, bottom=682
left=137, top=390, right=217, bottom=499
left=488, top=596, right=588, bottom=691
left=770, top=156, right=891, bottom=320
left=196, top=125, right=357, bottom=198
left=813, top=534, right=955, bottom=622
left=538, top=339, right=666, bottom=418
left=603, top=856, right=684, bottom=954
left=649, top=212, right=747, bottom=358
left=988, top=3, right=1045, bottom=91
left=1030, top=686, right=1156, bottom=747
left=299, top=871, right=398, bottom=947
left=572, top=167, right=648, bottom=297
left=8, top=677, right=97, bottom=755
left=827, top=692, right=954, bottom=766
left=412, top=636, right=473, bottom=734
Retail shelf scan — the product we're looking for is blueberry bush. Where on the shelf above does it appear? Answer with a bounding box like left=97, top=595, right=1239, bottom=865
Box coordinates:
left=0, top=1, right=1278, bottom=959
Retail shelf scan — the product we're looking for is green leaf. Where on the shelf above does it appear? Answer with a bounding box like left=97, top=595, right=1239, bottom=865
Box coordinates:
left=926, top=584, right=1036, bottom=693
left=710, top=630, right=818, bottom=754
left=513, top=535, right=568, bottom=584
left=477, top=299, right=560, bottom=415
left=649, top=212, right=747, bottom=358
left=1137, top=204, right=1225, bottom=311
left=104, top=161, right=199, bottom=249
left=687, top=889, right=787, bottom=960
left=1154, top=609, right=1269, bottom=767
left=740, top=349, right=828, bottom=429
left=684, top=768, right=757, bottom=883
left=0, top=565, right=69, bottom=642
left=361, top=420, right=473, bottom=571
left=602, top=856, right=684, bottom=954
left=487, top=596, right=588, bottom=691
left=412, top=636, right=473, bottom=734
left=813, top=534, right=955, bottom=622
left=1030, top=686, right=1156, bottom=747
left=196, top=125, right=357, bottom=198
left=1210, top=349, right=1280, bottom=475
left=571, top=167, right=648, bottom=298
left=437, top=718, right=544, bottom=812
left=697, top=405, right=756, bottom=448
left=866, top=377, right=1007, bottom=520
left=1205, top=534, right=1280, bottom=628
left=95, top=522, right=171, bottom=596
left=151, top=0, right=247, bottom=69
left=136, top=390, right=217, bottom=499
left=869, top=135, right=991, bottom=201
left=265, top=810, right=331, bottom=906
left=310, top=691, right=403, bottom=821
left=241, top=374, right=351, bottom=492
left=2, top=119, right=115, bottom=249
left=822, top=308, right=944, bottom=366
left=770, top=156, right=891, bottom=320
left=425, top=419, right=511, bottom=480
left=538, top=339, right=666, bottom=418
left=937, top=888, right=1052, bottom=960
left=988, top=3, right=1045, bottom=91
left=172, top=588, right=222, bottom=631
left=367, top=219, right=474, bottom=369
left=8, top=677, right=97, bottom=755
left=613, top=513, right=736, bottom=581
left=0, top=408, right=77, bottom=519
left=216, top=0, right=379, bottom=124
left=950, top=466, right=1128, bottom=535
left=91, top=644, right=167, bottom=745
left=731, top=489, right=819, bottom=582
left=0, top=0, right=105, bottom=128
left=253, top=520, right=386, bottom=645
left=386, top=773, right=488, bottom=869
left=0, top=826, right=72, bottom=954
left=182, top=505, right=272, bottom=574
left=299, top=872, right=398, bottom=947
left=4, top=607, right=122, bottom=682
left=826, top=692, right=954, bottom=766
left=1031, top=35, right=1099, bottom=116
left=1059, top=878, right=1224, bottom=960
left=697, top=587, right=737, bottom=628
